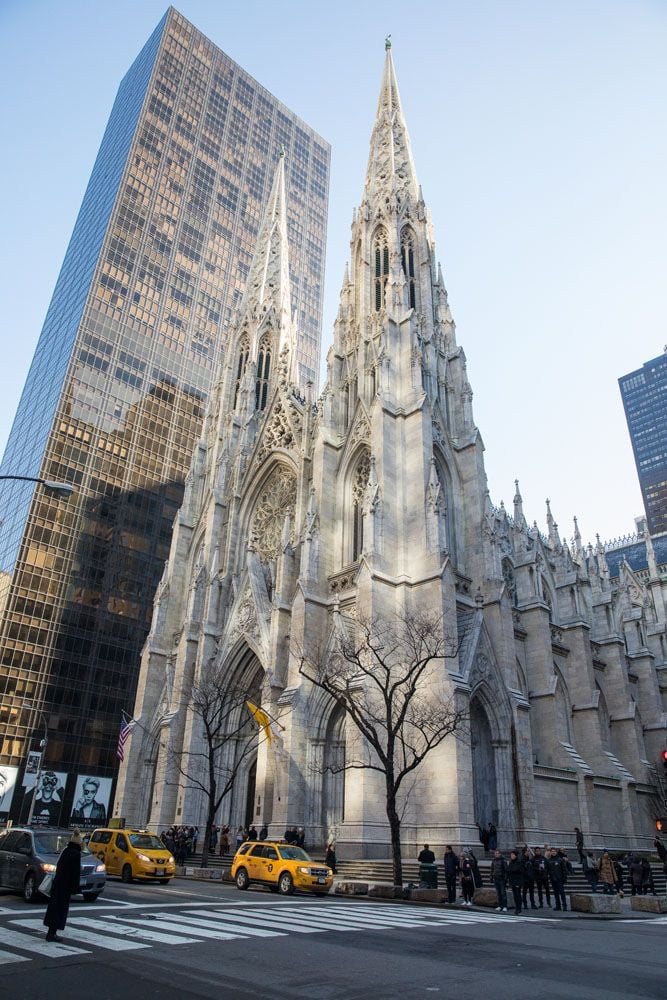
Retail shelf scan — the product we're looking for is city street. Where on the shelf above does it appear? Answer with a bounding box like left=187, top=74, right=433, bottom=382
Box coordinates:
left=0, top=879, right=664, bottom=999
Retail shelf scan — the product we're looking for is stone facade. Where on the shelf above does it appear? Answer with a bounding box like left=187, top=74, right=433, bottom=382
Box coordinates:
left=115, top=45, right=667, bottom=856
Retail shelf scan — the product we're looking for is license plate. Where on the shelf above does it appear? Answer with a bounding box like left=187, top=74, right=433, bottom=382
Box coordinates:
left=317, top=877, right=326, bottom=884
left=156, top=868, right=164, bottom=875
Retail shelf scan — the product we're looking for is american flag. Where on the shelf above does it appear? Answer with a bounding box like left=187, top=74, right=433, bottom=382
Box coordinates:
left=116, top=716, right=136, bottom=761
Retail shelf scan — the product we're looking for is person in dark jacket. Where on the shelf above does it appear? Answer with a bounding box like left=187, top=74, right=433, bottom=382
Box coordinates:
left=654, top=836, right=667, bottom=875
left=43, top=830, right=82, bottom=942
left=531, top=847, right=551, bottom=908
left=418, top=844, right=435, bottom=863
left=459, top=853, right=475, bottom=905
left=443, top=846, right=460, bottom=904
left=521, top=848, right=537, bottom=909
left=488, top=823, right=498, bottom=852
left=546, top=849, right=568, bottom=911
left=628, top=855, right=643, bottom=896
left=490, top=849, right=508, bottom=912
left=574, top=827, right=585, bottom=864
left=468, top=849, right=483, bottom=888
left=507, top=851, right=525, bottom=914
left=583, top=852, right=599, bottom=893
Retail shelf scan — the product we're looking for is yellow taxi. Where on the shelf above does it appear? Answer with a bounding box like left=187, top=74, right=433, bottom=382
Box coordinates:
left=88, top=828, right=175, bottom=884
left=231, top=840, right=333, bottom=896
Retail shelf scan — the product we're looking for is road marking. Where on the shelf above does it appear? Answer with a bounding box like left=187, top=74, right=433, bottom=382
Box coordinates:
left=185, top=911, right=287, bottom=937
left=10, top=918, right=149, bottom=951
left=0, top=948, right=30, bottom=966
left=119, top=916, right=249, bottom=942
left=0, top=927, right=89, bottom=958
left=70, top=915, right=200, bottom=945
left=241, top=907, right=427, bottom=932
left=193, top=909, right=321, bottom=934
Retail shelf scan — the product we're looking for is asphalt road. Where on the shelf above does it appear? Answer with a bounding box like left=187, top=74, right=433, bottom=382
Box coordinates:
left=0, top=878, right=664, bottom=999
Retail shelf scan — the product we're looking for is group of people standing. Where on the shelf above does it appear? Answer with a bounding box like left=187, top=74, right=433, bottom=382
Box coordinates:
left=419, top=845, right=483, bottom=905
left=491, top=846, right=571, bottom=913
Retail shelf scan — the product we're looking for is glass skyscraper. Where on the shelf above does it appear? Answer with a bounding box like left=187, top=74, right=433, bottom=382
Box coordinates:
left=0, top=8, right=329, bottom=824
left=619, top=350, right=667, bottom=535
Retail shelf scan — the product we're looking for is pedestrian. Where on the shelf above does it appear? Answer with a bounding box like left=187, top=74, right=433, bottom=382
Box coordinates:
left=598, top=850, right=617, bottom=895
left=219, top=827, right=230, bottom=857
left=235, top=826, right=244, bottom=850
left=546, top=848, right=568, bottom=911
left=259, top=823, right=268, bottom=841
left=490, top=849, right=508, bottom=912
left=628, top=854, right=643, bottom=896
left=613, top=858, right=625, bottom=896
left=468, top=849, right=483, bottom=888
left=459, top=853, right=475, bottom=906
left=325, top=838, right=337, bottom=874
left=640, top=857, right=653, bottom=895
left=583, top=852, right=599, bottom=893
left=654, top=836, right=667, bottom=876
left=521, top=847, right=537, bottom=909
left=488, top=823, right=498, bottom=852
left=418, top=844, right=435, bottom=863
left=192, top=826, right=199, bottom=854
left=209, top=826, right=218, bottom=852
left=574, top=827, right=585, bottom=864
left=507, top=850, right=525, bottom=914
left=43, top=829, right=83, bottom=942
left=479, top=824, right=490, bottom=854
left=297, top=826, right=306, bottom=848
left=443, top=845, right=460, bottom=904
left=249, top=825, right=258, bottom=841
left=531, top=847, right=551, bottom=908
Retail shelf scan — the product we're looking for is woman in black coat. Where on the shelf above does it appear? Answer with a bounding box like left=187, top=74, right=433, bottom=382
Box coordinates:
left=43, top=830, right=82, bottom=942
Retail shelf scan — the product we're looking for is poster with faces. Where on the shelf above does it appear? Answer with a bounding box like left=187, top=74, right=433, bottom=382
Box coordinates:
left=69, top=775, right=113, bottom=827
left=0, top=765, right=19, bottom=815
left=32, top=770, right=68, bottom=826
left=22, top=751, right=43, bottom=790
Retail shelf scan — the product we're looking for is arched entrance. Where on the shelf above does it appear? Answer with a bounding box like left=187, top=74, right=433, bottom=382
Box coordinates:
left=470, top=697, right=498, bottom=827
left=323, top=705, right=346, bottom=833
left=244, top=759, right=257, bottom=829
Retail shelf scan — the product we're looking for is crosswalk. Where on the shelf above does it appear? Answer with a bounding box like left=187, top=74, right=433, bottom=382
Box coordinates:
left=0, top=901, right=546, bottom=966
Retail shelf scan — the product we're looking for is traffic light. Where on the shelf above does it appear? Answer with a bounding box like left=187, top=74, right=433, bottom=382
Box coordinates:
left=662, top=749, right=667, bottom=769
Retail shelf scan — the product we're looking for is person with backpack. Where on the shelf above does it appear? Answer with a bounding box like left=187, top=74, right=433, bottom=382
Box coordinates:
left=583, top=852, right=599, bottom=893
left=443, top=845, right=460, bottom=904
left=490, top=849, right=508, bottom=912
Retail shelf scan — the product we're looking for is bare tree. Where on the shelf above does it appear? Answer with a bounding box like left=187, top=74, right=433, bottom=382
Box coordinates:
left=174, top=662, right=261, bottom=867
left=298, top=607, right=466, bottom=887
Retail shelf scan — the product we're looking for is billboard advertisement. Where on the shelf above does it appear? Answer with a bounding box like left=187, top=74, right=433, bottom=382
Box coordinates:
left=69, top=775, right=113, bottom=827
left=0, top=765, right=19, bottom=815
left=31, top=770, right=68, bottom=825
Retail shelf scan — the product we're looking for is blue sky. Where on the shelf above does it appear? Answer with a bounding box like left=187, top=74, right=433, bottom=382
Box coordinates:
left=1, top=0, right=666, bottom=544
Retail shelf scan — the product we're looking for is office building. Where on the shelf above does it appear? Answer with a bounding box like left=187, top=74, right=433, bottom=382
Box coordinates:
left=619, top=350, right=667, bottom=535
left=0, top=7, right=329, bottom=824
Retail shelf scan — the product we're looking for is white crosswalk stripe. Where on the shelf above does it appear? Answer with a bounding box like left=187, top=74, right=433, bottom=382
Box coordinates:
left=0, top=901, right=550, bottom=966
left=10, top=918, right=149, bottom=951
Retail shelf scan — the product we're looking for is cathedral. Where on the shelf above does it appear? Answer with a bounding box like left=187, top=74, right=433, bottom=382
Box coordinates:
left=115, top=43, right=666, bottom=856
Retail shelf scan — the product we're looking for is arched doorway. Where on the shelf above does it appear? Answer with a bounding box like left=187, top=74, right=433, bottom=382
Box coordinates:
left=244, top=759, right=257, bottom=829
left=323, top=705, right=346, bottom=833
left=470, top=697, right=498, bottom=827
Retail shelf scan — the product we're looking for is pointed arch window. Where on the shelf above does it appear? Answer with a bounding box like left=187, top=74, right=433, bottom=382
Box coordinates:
left=233, top=337, right=250, bottom=408
left=351, top=451, right=371, bottom=561
left=255, top=338, right=272, bottom=411
left=373, top=229, right=389, bottom=312
left=401, top=228, right=417, bottom=310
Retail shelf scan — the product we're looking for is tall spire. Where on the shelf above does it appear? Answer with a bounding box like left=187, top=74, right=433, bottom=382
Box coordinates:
left=239, top=151, right=292, bottom=346
left=362, top=40, right=420, bottom=213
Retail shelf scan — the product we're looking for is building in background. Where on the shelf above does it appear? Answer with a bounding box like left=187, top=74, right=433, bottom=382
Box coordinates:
left=0, top=7, right=329, bottom=823
left=619, top=350, right=667, bottom=535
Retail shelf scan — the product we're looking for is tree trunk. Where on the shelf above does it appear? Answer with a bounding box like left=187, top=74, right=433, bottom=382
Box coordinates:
left=386, top=779, right=403, bottom=887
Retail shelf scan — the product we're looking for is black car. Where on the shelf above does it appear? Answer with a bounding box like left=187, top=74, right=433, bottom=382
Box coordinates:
left=0, top=826, right=107, bottom=902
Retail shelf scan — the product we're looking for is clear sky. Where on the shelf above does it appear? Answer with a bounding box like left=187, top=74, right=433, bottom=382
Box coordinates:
left=1, top=0, right=665, bottom=546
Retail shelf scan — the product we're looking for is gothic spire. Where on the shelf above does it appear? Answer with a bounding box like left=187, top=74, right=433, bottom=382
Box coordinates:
left=239, top=151, right=292, bottom=347
left=362, top=40, right=420, bottom=214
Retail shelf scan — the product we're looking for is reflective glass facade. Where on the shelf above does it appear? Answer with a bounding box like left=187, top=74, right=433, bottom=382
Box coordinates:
left=619, top=351, right=667, bottom=535
left=0, top=8, right=329, bottom=823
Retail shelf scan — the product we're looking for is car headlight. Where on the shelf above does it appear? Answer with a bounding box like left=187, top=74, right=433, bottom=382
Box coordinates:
left=136, top=853, right=151, bottom=863
left=41, top=863, right=57, bottom=873
left=95, top=862, right=106, bottom=873
left=298, top=866, right=311, bottom=875
left=168, top=856, right=175, bottom=865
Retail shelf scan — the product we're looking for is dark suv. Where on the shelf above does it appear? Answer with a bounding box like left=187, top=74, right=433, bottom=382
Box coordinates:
left=0, top=827, right=106, bottom=902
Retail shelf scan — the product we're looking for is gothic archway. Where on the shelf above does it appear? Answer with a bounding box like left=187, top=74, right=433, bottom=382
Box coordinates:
left=470, top=696, right=498, bottom=827
left=323, top=704, right=346, bottom=832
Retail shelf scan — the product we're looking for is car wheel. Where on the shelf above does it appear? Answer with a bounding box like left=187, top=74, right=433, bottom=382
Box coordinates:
left=23, top=873, right=38, bottom=903
left=235, top=867, right=250, bottom=890
left=278, top=872, right=294, bottom=895
left=121, top=864, right=134, bottom=884
left=82, top=892, right=100, bottom=902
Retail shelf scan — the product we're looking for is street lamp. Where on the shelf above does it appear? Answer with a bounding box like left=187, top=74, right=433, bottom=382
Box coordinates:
left=0, top=475, right=74, bottom=498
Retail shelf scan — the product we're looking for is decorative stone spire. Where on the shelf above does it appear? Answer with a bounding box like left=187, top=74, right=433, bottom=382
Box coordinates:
left=362, top=41, right=420, bottom=214
left=546, top=498, right=561, bottom=549
left=239, top=151, right=292, bottom=351
left=513, top=479, right=526, bottom=528
left=572, top=516, right=582, bottom=558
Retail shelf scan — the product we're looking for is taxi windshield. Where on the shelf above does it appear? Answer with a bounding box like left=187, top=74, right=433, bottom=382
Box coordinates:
left=128, top=834, right=164, bottom=851
left=34, top=833, right=90, bottom=856
left=278, top=846, right=310, bottom=861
